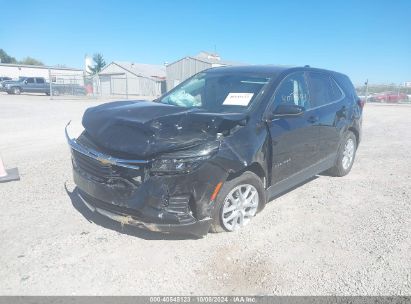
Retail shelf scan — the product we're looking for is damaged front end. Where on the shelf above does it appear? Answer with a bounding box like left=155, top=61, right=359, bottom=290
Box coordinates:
left=65, top=122, right=227, bottom=237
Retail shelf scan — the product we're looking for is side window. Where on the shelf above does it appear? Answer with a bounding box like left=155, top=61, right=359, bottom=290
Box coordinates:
left=274, top=72, right=310, bottom=109
left=26, top=78, right=35, bottom=84
left=35, top=78, right=45, bottom=84
left=329, top=77, right=343, bottom=100
left=308, top=72, right=343, bottom=107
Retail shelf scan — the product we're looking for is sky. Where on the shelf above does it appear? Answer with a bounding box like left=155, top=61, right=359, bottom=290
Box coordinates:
left=0, top=0, right=410, bottom=85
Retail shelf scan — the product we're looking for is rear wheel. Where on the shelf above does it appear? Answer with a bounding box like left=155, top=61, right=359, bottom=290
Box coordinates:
left=328, top=131, right=357, bottom=177
left=210, top=171, right=265, bottom=233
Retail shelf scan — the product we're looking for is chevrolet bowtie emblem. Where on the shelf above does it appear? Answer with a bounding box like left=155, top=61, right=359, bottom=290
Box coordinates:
left=97, top=158, right=113, bottom=165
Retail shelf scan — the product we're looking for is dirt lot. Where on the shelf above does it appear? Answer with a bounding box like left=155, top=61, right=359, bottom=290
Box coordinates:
left=0, top=93, right=410, bottom=295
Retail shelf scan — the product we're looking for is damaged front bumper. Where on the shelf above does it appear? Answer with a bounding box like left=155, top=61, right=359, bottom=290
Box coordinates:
left=77, top=190, right=212, bottom=237
left=65, top=122, right=220, bottom=237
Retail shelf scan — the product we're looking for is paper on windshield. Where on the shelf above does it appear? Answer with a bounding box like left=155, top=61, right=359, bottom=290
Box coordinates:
left=222, top=93, right=254, bottom=106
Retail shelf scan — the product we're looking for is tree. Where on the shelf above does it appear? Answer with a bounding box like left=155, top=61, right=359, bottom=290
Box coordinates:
left=19, top=56, right=44, bottom=66
left=0, top=49, right=17, bottom=64
left=1, top=49, right=44, bottom=65
left=88, top=53, right=106, bottom=75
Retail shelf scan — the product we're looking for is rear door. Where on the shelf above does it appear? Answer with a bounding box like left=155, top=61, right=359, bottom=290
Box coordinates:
left=35, top=78, right=46, bottom=93
left=307, top=72, right=347, bottom=161
left=266, top=71, right=321, bottom=184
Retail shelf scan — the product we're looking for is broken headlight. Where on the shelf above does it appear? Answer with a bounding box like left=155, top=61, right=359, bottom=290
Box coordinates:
left=151, top=141, right=220, bottom=175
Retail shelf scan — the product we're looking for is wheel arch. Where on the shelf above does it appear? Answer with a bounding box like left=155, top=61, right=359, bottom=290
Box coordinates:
left=226, top=162, right=267, bottom=189
left=348, top=126, right=359, bottom=146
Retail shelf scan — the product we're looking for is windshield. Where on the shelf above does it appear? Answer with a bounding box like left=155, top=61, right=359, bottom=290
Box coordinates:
left=159, top=72, right=271, bottom=112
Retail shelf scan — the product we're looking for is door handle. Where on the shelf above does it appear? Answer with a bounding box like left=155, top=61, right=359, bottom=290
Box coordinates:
left=307, top=116, right=318, bottom=124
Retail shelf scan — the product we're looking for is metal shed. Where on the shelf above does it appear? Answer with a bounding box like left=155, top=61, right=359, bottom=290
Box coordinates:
left=96, top=61, right=166, bottom=98
left=166, top=52, right=234, bottom=91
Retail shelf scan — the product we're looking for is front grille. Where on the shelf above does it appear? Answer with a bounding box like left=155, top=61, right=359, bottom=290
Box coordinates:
left=72, top=149, right=118, bottom=182
left=79, top=190, right=144, bottom=219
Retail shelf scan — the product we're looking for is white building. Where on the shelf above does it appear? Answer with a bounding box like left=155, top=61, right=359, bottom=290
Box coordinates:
left=0, top=63, right=84, bottom=85
left=166, top=52, right=239, bottom=91
left=96, top=61, right=166, bottom=97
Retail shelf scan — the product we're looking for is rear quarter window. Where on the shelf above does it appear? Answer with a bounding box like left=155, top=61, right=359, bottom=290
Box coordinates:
left=333, top=73, right=357, bottom=101
left=329, top=77, right=343, bottom=100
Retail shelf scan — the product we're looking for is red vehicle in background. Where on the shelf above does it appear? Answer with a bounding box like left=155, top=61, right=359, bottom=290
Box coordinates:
left=371, top=91, right=409, bottom=103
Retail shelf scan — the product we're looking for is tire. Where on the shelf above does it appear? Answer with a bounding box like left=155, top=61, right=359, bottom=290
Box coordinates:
left=328, top=131, right=357, bottom=177
left=12, top=87, right=21, bottom=95
left=210, top=171, right=265, bottom=233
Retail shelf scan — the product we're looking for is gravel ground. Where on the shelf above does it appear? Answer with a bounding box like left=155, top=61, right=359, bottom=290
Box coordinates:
left=0, top=94, right=410, bottom=295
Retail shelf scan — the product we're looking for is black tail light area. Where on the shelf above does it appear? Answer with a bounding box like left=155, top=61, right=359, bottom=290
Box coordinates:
left=357, top=98, right=365, bottom=109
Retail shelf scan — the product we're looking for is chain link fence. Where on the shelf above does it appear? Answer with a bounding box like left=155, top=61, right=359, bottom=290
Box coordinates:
left=49, top=73, right=166, bottom=100
left=48, top=74, right=410, bottom=104
left=356, top=84, right=411, bottom=103
left=48, top=72, right=100, bottom=99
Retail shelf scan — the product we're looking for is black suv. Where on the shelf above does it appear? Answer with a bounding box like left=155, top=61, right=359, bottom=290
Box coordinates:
left=66, top=65, right=363, bottom=237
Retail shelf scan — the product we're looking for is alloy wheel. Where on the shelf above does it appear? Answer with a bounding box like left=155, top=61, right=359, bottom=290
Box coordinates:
left=342, top=138, right=355, bottom=170
left=221, top=184, right=259, bottom=231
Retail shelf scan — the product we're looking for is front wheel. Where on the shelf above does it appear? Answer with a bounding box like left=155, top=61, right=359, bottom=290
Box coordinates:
left=328, top=131, right=357, bottom=177
left=12, top=87, right=21, bottom=95
left=210, top=171, right=265, bottom=233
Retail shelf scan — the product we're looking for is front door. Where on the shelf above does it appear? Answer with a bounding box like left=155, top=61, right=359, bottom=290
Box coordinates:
left=266, top=72, right=321, bottom=185
left=24, top=77, right=36, bottom=92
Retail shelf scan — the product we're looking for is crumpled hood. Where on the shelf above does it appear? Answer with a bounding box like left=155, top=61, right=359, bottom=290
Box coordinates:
left=82, top=100, right=247, bottom=158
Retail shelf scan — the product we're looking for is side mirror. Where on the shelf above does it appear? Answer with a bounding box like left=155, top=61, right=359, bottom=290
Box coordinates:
left=24, top=80, right=28, bottom=84
left=272, top=103, right=305, bottom=117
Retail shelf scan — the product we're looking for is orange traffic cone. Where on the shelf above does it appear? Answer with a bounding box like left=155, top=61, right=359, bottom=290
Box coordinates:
left=0, top=156, right=20, bottom=183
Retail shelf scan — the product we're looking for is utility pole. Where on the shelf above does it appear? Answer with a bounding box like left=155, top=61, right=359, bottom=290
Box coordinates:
left=364, top=79, right=369, bottom=103
left=48, top=69, right=53, bottom=100
left=125, top=73, right=129, bottom=100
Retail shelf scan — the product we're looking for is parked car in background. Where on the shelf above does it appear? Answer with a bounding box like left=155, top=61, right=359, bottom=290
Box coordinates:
left=370, top=91, right=409, bottom=103
left=2, top=77, right=50, bottom=95
left=2, top=76, right=86, bottom=96
left=0, top=76, right=12, bottom=82
left=66, top=65, right=363, bottom=237
left=0, top=76, right=13, bottom=91
left=1, top=77, right=24, bottom=92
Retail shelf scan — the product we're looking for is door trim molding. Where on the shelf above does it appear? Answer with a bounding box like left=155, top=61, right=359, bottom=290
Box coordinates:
left=266, top=153, right=336, bottom=201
